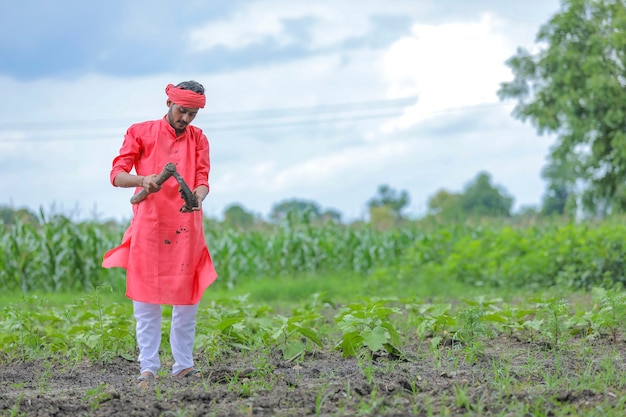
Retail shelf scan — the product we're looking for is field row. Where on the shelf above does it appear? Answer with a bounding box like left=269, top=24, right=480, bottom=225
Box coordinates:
left=3, top=216, right=626, bottom=294
left=2, top=288, right=625, bottom=364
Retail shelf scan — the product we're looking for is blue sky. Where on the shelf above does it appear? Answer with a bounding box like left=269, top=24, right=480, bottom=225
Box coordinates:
left=0, top=0, right=561, bottom=222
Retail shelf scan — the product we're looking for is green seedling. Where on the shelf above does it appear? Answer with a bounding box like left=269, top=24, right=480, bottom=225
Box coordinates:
left=85, top=383, right=112, bottom=411
left=452, top=383, right=471, bottom=410
left=536, top=297, right=570, bottom=351
left=314, top=383, right=331, bottom=416
left=334, top=298, right=402, bottom=358
left=271, top=311, right=323, bottom=361
left=411, top=302, right=456, bottom=345
left=483, top=302, right=538, bottom=335
left=591, top=286, right=626, bottom=343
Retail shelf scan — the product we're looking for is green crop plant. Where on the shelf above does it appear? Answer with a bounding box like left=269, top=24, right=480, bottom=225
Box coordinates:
left=195, top=294, right=272, bottom=354
left=455, top=305, right=491, bottom=343
left=454, top=306, right=490, bottom=364
left=536, top=297, right=571, bottom=351
left=4, top=392, right=25, bottom=417
left=84, top=383, right=113, bottom=411
left=0, top=295, right=53, bottom=361
left=68, top=293, right=134, bottom=362
left=483, top=302, right=538, bottom=336
left=6, top=214, right=626, bottom=297
left=206, top=215, right=420, bottom=288
left=271, top=310, right=323, bottom=361
left=314, top=383, right=331, bottom=416
left=410, top=302, right=456, bottom=350
left=0, top=215, right=124, bottom=293
left=452, top=383, right=471, bottom=411
left=1, top=213, right=424, bottom=293
left=591, top=286, right=626, bottom=344
left=490, top=357, right=515, bottom=395
left=334, top=298, right=402, bottom=358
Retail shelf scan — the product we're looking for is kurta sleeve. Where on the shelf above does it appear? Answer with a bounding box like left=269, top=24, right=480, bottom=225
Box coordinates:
left=194, top=133, right=210, bottom=191
left=110, top=127, right=142, bottom=185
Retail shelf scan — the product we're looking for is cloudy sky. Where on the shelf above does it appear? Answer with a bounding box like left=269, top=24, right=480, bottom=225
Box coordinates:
left=0, top=0, right=562, bottom=222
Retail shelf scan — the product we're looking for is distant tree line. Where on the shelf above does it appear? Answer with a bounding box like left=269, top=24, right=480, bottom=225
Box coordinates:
left=216, top=169, right=566, bottom=230
left=0, top=168, right=574, bottom=230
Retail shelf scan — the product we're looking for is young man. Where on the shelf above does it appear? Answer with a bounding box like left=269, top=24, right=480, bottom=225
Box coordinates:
left=102, top=81, right=217, bottom=383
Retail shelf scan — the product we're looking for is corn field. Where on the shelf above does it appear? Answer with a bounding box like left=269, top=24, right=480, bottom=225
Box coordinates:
left=0, top=214, right=421, bottom=293
left=3, top=213, right=626, bottom=294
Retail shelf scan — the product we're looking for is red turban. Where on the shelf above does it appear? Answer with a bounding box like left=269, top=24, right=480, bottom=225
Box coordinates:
left=165, top=84, right=206, bottom=109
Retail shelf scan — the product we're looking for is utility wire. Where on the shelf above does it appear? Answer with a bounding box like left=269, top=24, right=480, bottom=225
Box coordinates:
left=0, top=96, right=417, bottom=131
left=0, top=99, right=507, bottom=143
left=0, top=110, right=403, bottom=143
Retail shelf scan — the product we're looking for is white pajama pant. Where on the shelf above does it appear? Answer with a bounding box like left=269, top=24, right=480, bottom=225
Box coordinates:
left=133, top=301, right=199, bottom=376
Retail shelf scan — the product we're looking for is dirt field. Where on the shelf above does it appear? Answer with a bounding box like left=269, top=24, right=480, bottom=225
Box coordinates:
left=1, top=336, right=625, bottom=416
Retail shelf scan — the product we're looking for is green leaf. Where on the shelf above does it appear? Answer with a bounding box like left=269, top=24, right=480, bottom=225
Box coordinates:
left=381, top=321, right=402, bottom=346
left=294, top=326, right=323, bottom=347
left=363, top=326, right=387, bottom=352
left=430, top=336, right=443, bottom=350
left=339, top=331, right=363, bottom=357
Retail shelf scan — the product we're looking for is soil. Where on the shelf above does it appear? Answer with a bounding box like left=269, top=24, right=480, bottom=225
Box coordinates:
left=1, top=336, right=625, bottom=417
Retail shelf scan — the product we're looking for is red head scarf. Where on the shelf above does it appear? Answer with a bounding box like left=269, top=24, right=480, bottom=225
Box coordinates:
left=165, top=84, right=206, bottom=108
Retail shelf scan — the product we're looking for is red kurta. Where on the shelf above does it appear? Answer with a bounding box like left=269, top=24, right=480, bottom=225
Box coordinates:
left=102, top=116, right=217, bottom=305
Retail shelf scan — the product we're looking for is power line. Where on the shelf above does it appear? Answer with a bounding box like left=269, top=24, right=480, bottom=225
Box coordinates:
left=0, top=111, right=404, bottom=143
left=0, top=99, right=509, bottom=143
left=0, top=97, right=414, bottom=143
left=0, top=96, right=417, bottom=132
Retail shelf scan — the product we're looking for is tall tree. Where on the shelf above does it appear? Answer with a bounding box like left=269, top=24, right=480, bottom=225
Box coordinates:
left=223, top=204, right=255, bottom=229
left=0, top=206, right=39, bottom=225
left=459, top=172, right=513, bottom=218
left=320, top=208, right=342, bottom=224
left=270, top=198, right=322, bottom=222
left=498, top=0, right=626, bottom=216
left=540, top=154, right=578, bottom=216
left=366, top=184, right=410, bottom=220
left=427, top=189, right=463, bottom=221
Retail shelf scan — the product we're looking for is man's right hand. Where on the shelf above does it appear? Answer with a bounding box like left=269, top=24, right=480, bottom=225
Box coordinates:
left=141, top=174, right=162, bottom=193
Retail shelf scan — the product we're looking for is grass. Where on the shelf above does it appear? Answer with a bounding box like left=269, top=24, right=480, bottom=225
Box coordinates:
left=2, top=273, right=624, bottom=416
left=0, top=271, right=507, bottom=309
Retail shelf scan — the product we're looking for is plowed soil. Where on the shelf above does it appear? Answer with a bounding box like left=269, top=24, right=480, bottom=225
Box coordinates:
left=2, top=335, right=625, bottom=416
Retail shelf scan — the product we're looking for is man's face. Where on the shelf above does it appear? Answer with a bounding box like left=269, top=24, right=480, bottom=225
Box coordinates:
left=167, top=100, right=199, bottom=132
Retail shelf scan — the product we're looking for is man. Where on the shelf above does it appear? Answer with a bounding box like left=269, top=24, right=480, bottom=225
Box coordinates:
left=102, top=81, right=217, bottom=383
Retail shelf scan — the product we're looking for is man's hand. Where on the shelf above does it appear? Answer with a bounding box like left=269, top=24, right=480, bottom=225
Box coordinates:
left=180, top=187, right=207, bottom=212
left=141, top=174, right=162, bottom=194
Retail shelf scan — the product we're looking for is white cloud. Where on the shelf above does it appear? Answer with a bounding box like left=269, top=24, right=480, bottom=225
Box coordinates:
left=271, top=140, right=410, bottom=189
left=381, top=14, right=514, bottom=132
left=188, top=1, right=422, bottom=52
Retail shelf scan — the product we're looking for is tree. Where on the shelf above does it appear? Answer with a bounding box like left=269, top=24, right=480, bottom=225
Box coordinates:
left=540, top=154, right=578, bottom=217
left=320, top=208, right=342, bottom=224
left=366, top=184, right=410, bottom=220
left=0, top=206, right=39, bottom=225
left=270, top=198, right=322, bottom=222
left=369, top=205, right=397, bottom=230
left=223, top=203, right=255, bottom=229
left=427, top=189, right=463, bottom=221
left=498, top=0, right=626, bottom=216
left=459, top=172, right=513, bottom=218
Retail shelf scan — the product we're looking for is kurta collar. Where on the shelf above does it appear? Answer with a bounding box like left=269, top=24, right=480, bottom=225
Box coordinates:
left=160, top=115, right=187, bottom=138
